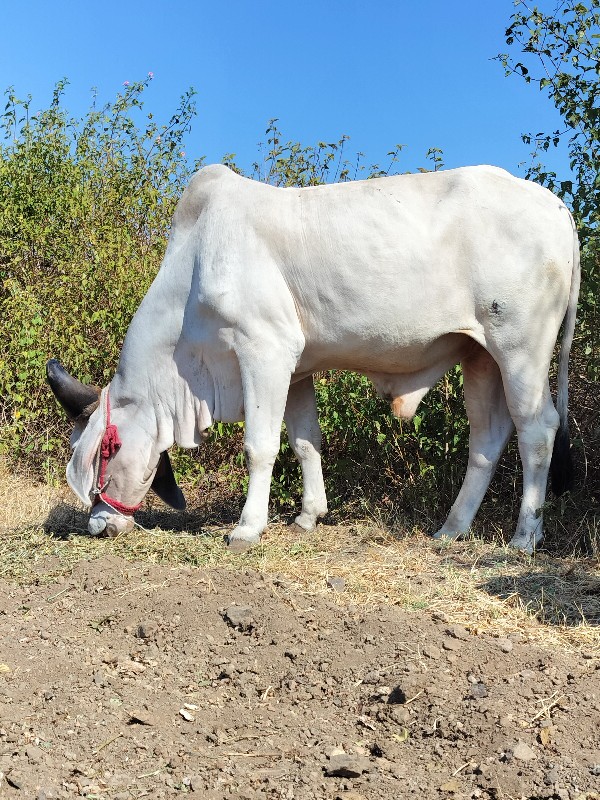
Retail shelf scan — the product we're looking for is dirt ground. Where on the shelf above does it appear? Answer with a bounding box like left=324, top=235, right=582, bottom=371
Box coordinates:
left=0, top=553, right=599, bottom=800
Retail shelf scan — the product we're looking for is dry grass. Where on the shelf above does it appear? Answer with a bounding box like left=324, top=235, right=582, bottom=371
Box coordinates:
left=1, top=461, right=598, bottom=655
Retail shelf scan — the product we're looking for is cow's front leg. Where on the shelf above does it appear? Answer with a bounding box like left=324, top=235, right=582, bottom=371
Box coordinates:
left=227, top=350, right=295, bottom=552
left=284, top=376, right=327, bottom=531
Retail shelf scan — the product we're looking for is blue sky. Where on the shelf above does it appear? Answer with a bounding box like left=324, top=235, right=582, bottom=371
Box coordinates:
left=0, top=0, right=569, bottom=179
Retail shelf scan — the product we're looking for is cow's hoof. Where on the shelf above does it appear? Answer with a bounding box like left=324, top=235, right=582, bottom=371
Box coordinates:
left=226, top=526, right=261, bottom=552
left=508, top=531, right=542, bottom=555
left=289, top=520, right=313, bottom=535
left=431, top=529, right=462, bottom=541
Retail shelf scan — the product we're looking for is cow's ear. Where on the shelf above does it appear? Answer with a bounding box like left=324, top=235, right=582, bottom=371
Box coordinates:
left=151, top=452, right=186, bottom=510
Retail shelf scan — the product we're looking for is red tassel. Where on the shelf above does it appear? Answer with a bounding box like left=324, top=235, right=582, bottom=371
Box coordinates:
left=101, top=423, right=122, bottom=459
left=93, top=390, right=142, bottom=515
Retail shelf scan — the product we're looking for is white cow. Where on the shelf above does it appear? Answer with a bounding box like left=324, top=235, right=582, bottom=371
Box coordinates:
left=47, top=164, right=580, bottom=553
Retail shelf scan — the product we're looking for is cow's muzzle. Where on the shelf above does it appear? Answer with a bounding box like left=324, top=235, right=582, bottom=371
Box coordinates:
left=88, top=501, right=135, bottom=538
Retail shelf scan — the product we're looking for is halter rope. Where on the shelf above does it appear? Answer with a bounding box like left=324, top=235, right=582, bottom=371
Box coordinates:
left=92, top=387, right=142, bottom=516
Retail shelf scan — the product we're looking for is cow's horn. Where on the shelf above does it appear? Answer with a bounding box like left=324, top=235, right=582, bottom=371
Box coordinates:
left=46, top=359, right=101, bottom=419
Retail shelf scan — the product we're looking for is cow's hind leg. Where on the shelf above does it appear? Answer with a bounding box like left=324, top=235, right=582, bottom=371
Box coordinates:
left=503, top=372, right=559, bottom=554
left=433, top=346, right=513, bottom=542
left=227, top=346, right=295, bottom=552
left=284, top=376, right=328, bottom=531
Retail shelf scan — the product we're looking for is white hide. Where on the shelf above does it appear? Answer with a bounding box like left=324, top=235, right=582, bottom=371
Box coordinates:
left=68, top=164, right=579, bottom=552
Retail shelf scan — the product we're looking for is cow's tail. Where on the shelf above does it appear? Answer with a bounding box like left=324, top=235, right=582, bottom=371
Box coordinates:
left=550, top=213, right=581, bottom=495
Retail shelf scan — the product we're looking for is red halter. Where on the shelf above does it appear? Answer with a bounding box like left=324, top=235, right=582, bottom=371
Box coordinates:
left=93, top=388, right=142, bottom=516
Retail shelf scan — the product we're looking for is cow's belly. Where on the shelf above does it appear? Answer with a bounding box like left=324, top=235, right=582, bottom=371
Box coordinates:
left=295, top=331, right=477, bottom=376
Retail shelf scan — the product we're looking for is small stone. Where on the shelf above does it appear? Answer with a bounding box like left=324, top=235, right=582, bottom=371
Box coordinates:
left=469, top=683, right=489, bottom=699
left=423, top=645, right=441, bottom=659
left=440, top=777, right=461, bottom=792
left=128, top=709, right=157, bottom=726
left=519, top=669, right=536, bottom=680
left=119, top=659, right=145, bottom=675
left=361, top=670, right=381, bottom=685
left=189, top=775, right=204, bottom=792
left=544, top=766, right=560, bottom=785
left=442, top=639, right=462, bottom=651
left=447, top=625, right=469, bottom=640
left=37, top=789, right=60, bottom=800
left=512, top=740, right=536, bottom=761
left=135, top=621, right=159, bottom=639
left=388, top=706, right=411, bottom=725
left=93, top=670, right=105, bottom=686
left=25, top=745, right=43, bottom=763
left=374, top=685, right=391, bottom=698
left=538, top=726, right=553, bottom=747
left=357, top=714, right=377, bottom=731
left=325, top=753, right=370, bottom=778
left=224, top=605, right=254, bottom=631
left=496, top=638, right=513, bottom=653
left=6, top=771, right=23, bottom=789
left=326, top=577, right=345, bottom=592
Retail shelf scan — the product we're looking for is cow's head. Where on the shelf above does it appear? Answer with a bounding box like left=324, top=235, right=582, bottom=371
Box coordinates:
left=46, top=359, right=185, bottom=536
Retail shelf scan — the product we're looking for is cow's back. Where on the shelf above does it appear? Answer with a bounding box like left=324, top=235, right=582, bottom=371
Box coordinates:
left=250, top=166, right=574, bottom=371
left=159, top=165, right=575, bottom=374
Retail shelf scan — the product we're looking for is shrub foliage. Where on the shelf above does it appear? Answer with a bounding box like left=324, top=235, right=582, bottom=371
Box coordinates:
left=0, top=76, right=197, bottom=469
left=498, top=0, right=600, bottom=375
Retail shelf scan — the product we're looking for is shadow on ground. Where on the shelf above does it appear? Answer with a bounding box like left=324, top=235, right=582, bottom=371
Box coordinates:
left=41, top=502, right=233, bottom=539
left=480, top=565, right=600, bottom=627
left=438, top=545, right=600, bottom=627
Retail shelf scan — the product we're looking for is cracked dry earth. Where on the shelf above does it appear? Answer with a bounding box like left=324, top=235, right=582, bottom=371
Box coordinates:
left=0, top=555, right=598, bottom=800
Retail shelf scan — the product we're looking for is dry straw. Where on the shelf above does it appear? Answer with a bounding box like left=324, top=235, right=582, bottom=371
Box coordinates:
left=0, top=460, right=598, bottom=654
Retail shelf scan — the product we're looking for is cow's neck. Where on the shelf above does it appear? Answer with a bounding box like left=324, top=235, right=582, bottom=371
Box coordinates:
left=107, top=253, right=245, bottom=448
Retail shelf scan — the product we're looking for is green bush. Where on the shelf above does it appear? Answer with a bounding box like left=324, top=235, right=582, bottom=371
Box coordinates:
left=499, top=1, right=600, bottom=377
left=0, top=77, right=197, bottom=476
